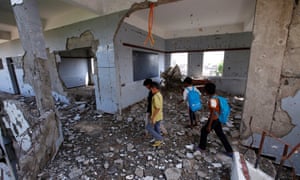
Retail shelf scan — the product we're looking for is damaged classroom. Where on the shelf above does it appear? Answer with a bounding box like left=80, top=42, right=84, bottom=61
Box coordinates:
left=0, top=0, right=299, bottom=179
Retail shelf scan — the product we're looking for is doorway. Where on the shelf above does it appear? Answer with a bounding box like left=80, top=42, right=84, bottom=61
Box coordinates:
left=6, top=58, right=20, bottom=94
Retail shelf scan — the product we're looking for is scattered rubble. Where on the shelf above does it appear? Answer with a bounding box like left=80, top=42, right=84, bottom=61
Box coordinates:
left=0, top=89, right=295, bottom=179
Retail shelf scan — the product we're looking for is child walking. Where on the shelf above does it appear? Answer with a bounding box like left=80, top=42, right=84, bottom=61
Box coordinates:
left=143, top=79, right=167, bottom=135
left=182, top=77, right=201, bottom=128
left=197, top=82, right=233, bottom=156
left=146, top=81, right=164, bottom=147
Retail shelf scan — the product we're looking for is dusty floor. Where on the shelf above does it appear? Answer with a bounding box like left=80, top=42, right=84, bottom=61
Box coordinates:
left=0, top=89, right=295, bottom=179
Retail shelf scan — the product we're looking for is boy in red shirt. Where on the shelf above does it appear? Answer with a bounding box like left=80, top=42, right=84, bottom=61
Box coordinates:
left=197, top=82, right=233, bottom=156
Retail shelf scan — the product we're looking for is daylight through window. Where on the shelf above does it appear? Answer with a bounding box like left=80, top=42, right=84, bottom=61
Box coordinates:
left=170, top=52, right=188, bottom=75
left=202, top=51, right=224, bottom=77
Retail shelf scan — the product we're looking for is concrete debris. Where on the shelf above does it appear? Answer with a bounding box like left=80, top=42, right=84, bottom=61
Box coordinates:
left=161, top=65, right=182, bottom=80
left=164, top=168, right=182, bottom=180
left=184, top=144, right=194, bottom=151
left=160, top=65, right=183, bottom=89
left=143, top=176, right=154, bottom=180
left=68, top=167, right=83, bottom=179
left=1, top=89, right=293, bottom=179
left=197, top=170, right=207, bottom=178
left=135, top=167, right=144, bottom=177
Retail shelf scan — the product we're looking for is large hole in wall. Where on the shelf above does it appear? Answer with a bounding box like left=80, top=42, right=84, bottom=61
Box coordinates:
left=57, top=47, right=97, bottom=99
left=58, top=47, right=95, bottom=88
left=56, top=30, right=99, bottom=100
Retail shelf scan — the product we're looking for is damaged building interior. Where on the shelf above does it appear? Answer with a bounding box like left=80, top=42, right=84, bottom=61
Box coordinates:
left=0, top=0, right=299, bottom=179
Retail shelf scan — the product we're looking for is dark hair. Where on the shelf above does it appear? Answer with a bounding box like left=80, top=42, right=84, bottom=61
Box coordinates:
left=150, top=81, right=160, bottom=89
left=204, top=82, right=216, bottom=95
left=183, top=77, right=193, bottom=85
left=143, top=79, right=152, bottom=86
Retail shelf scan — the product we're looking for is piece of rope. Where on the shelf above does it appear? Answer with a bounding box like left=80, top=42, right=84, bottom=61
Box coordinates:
left=144, top=3, right=155, bottom=47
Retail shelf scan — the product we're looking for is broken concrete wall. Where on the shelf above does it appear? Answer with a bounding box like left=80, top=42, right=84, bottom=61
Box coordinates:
left=55, top=31, right=98, bottom=90
left=44, top=13, right=126, bottom=113
left=241, top=0, right=294, bottom=138
left=114, top=22, right=166, bottom=109
left=0, top=54, right=68, bottom=103
left=11, top=0, right=55, bottom=114
left=47, top=51, right=69, bottom=103
left=0, top=11, right=126, bottom=113
left=165, top=32, right=252, bottom=95
left=10, top=56, right=35, bottom=96
left=241, top=0, right=300, bottom=175
left=0, top=100, right=63, bottom=179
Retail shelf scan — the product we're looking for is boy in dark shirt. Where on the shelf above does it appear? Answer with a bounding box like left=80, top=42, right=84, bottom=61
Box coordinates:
left=197, top=82, right=233, bottom=156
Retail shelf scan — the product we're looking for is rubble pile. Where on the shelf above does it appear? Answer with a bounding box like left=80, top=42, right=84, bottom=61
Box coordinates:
left=160, top=65, right=183, bottom=91
left=0, top=90, right=293, bottom=179
left=37, top=90, right=232, bottom=179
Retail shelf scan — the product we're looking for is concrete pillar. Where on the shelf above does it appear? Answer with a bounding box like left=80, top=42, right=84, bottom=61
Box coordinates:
left=188, top=52, right=203, bottom=78
left=165, top=53, right=171, bottom=70
left=95, top=41, right=120, bottom=113
left=241, top=0, right=294, bottom=138
left=11, top=0, right=54, bottom=114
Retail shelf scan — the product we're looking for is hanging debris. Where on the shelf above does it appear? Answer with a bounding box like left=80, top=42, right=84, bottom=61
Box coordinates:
left=144, top=3, right=155, bottom=47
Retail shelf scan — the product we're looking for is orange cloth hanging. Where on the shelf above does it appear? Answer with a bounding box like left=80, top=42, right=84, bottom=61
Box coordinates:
left=144, top=3, right=155, bottom=47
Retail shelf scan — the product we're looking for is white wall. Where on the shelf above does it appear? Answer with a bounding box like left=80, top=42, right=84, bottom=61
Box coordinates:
left=223, top=50, right=250, bottom=78
left=0, top=59, right=14, bottom=93
left=0, top=12, right=126, bottom=113
left=115, top=23, right=165, bottom=109
left=212, top=49, right=250, bottom=95
left=58, top=58, right=89, bottom=88
left=165, top=33, right=252, bottom=95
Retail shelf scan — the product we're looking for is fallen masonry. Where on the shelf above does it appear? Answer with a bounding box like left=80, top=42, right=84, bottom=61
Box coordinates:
left=0, top=89, right=295, bottom=179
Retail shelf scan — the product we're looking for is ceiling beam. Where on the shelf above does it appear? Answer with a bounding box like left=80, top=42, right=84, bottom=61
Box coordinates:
left=0, top=30, right=11, bottom=40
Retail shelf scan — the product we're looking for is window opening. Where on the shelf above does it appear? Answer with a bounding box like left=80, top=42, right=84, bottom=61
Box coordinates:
left=202, top=51, right=224, bottom=77
left=170, top=52, right=188, bottom=76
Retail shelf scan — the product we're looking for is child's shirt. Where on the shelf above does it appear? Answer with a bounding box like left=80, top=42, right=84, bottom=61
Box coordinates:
left=152, top=92, right=163, bottom=122
left=209, top=97, right=220, bottom=121
left=183, top=86, right=201, bottom=107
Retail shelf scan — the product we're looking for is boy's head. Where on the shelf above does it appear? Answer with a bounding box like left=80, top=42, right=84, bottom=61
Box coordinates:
left=204, top=82, right=216, bottom=95
left=143, top=78, right=152, bottom=89
left=150, top=81, right=160, bottom=94
left=183, top=77, right=193, bottom=87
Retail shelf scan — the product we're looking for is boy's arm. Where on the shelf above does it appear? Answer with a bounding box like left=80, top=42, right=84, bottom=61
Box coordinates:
left=206, top=98, right=217, bottom=132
